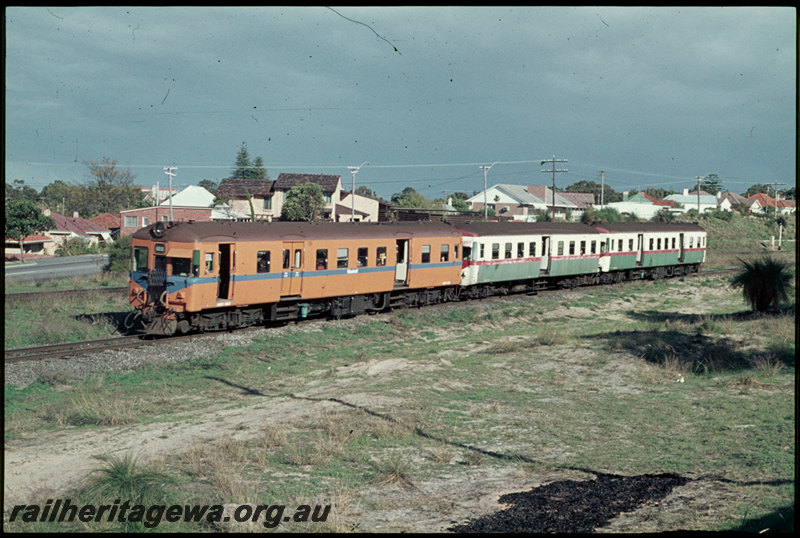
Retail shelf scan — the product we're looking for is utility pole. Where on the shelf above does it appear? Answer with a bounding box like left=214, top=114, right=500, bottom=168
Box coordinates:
left=348, top=161, right=369, bottom=222
left=479, top=162, right=500, bottom=221
left=164, top=166, right=177, bottom=222
left=600, top=170, right=605, bottom=206
left=540, top=156, right=568, bottom=220
left=768, top=182, right=786, bottom=217
left=695, top=176, right=703, bottom=214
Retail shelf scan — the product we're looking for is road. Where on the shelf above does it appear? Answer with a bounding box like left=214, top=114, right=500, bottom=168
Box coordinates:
left=4, top=254, right=110, bottom=284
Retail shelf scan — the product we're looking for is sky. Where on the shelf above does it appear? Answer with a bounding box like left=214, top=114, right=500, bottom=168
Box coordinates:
left=4, top=6, right=796, bottom=201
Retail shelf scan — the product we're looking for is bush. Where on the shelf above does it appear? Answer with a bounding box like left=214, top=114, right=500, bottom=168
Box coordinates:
left=105, top=234, right=132, bottom=274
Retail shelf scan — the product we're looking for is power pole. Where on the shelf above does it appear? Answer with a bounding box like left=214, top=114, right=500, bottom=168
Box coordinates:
left=479, top=162, right=500, bottom=221
left=695, top=176, right=703, bottom=213
left=348, top=161, right=369, bottom=222
left=540, top=156, right=568, bottom=220
left=164, top=166, right=177, bottom=222
left=600, top=170, right=605, bottom=206
left=768, top=182, right=786, bottom=217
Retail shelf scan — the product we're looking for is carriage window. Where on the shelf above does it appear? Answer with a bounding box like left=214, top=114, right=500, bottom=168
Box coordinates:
left=440, top=244, right=449, bottom=262
left=421, top=245, right=431, bottom=263
left=505, top=243, right=512, bottom=259
left=316, top=249, right=328, bottom=270
left=171, top=257, right=191, bottom=277
left=480, top=243, right=485, bottom=259
left=672, top=238, right=676, bottom=249
left=376, top=246, right=387, bottom=266
left=357, top=247, right=368, bottom=267
left=516, top=242, right=524, bottom=258
left=293, top=249, right=302, bottom=269
left=337, top=248, right=348, bottom=268
left=618, top=239, right=623, bottom=252
left=629, top=239, right=634, bottom=251
left=283, top=249, right=290, bottom=270
left=689, top=237, right=694, bottom=248
left=569, top=241, right=576, bottom=256
left=133, top=247, right=148, bottom=272
left=205, top=252, right=214, bottom=273
left=657, top=238, right=662, bottom=250
left=454, top=244, right=459, bottom=260
left=491, top=243, right=500, bottom=260
left=529, top=242, right=536, bottom=257
left=649, top=238, right=654, bottom=251
left=256, top=251, right=271, bottom=273
left=590, top=241, right=596, bottom=254
left=557, top=241, right=564, bottom=256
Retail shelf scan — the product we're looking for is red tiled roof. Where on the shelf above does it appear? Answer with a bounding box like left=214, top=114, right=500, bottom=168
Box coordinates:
left=5, top=234, right=54, bottom=244
left=216, top=178, right=275, bottom=197
left=44, top=210, right=110, bottom=236
left=275, top=173, right=341, bottom=193
left=641, top=193, right=676, bottom=207
left=560, top=192, right=595, bottom=208
left=89, top=213, right=121, bottom=229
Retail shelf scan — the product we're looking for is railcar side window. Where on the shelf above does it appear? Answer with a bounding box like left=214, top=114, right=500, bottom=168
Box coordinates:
left=689, top=237, right=694, bottom=248
left=480, top=243, right=485, bottom=259
left=504, top=243, right=512, bottom=259
left=672, top=238, right=676, bottom=249
left=557, top=241, right=564, bottom=256
left=376, top=246, right=387, bottom=266
left=257, top=251, right=271, bottom=273
left=133, top=247, right=148, bottom=272
left=205, top=252, right=214, bottom=273
left=316, top=249, right=328, bottom=270
left=357, top=247, right=368, bottom=267
left=337, top=248, right=348, bottom=268
left=590, top=241, right=596, bottom=255
left=421, top=245, right=431, bottom=263
left=529, top=242, right=536, bottom=257
left=618, top=239, right=623, bottom=252
left=649, top=238, right=654, bottom=251
left=579, top=241, right=585, bottom=255
left=491, top=243, right=500, bottom=260
left=454, top=244, right=459, bottom=260
left=171, top=258, right=191, bottom=277
left=440, top=244, right=449, bottom=262
left=657, top=238, right=661, bottom=250
left=569, top=241, right=576, bottom=256
left=283, top=249, right=291, bottom=270
left=293, top=249, right=302, bottom=269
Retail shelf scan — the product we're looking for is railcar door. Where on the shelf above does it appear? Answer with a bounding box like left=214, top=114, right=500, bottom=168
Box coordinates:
left=395, top=239, right=409, bottom=285
left=217, top=243, right=233, bottom=300
left=678, top=233, right=685, bottom=262
left=636, top=234, right=644, bottom=266
left=540, top=236, right=550, bottom=273
left=281, top=241, right=303, bottom=296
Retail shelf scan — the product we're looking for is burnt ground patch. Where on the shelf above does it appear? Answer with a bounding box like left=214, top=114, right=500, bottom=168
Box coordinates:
left=449, top=472, right=689, bottom=533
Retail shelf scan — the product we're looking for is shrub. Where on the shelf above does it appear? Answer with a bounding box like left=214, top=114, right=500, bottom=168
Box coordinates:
left=105, top=234, right=132, bottom=274
left=730, top=256, right=794, bottom=312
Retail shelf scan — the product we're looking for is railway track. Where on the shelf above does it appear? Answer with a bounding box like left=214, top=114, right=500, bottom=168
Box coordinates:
left=5, top=334, right=149, bottom=363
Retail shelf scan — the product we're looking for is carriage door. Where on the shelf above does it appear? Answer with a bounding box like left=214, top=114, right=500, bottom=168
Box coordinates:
left=281, top=241, right=303, bottom=296
left=395, top=239, right=409, bottom=284
left=540, top=236, right=550, bottom=273
left=217, top=244, right=233, bottom=300
left=678, top=233, right=685, bottom=262
left=636, top=234, right=644, bottom=266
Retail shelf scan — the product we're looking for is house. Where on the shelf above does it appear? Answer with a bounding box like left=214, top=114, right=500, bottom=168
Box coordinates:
left=466, top=184, right=580, bottom=221
left=747, top=193, right=795, bottom=215
left=337, top=191, right=382, bottom=222
left=89, top=213, right=121, bottom=238
left=216, top=174, right=348, bottom=221
left=119, top=185, right=249, bottom=236
left=717, top=191, right=760, bottom=214
left=603, top=191, right=677, bottom=220
left=4, top=234, right=55, bottom=259
left=665, top=188, right=718, bottom=213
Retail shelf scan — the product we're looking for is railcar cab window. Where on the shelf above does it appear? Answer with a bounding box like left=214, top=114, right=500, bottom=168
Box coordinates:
left=133, top=247, right=148, bottom=272
left=316, top=249, right=328, bottom=270
left=257, top=251, right=271, bottom=273
left=205, top=253, right=214, bottom=273
left=440, top=244, right=449, bottom=262
left=337, top=248, right=348, bottom=268
left=421, top=245, right=431, bottom=263
left=376, top=246, right=387, bottom=266
left=171, top=258, right=191, bottom=277
left=357, top=247, right=368, bottom=267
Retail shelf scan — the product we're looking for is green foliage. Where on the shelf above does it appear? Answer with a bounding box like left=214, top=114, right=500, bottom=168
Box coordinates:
left=197, top=179, right=218, bottom=193
left=5, top=199, right=56, bottom=263
left=700, top=173, right=723, bottom=195
left=650, top=209, right=675, bottom=223
left=354, top=185, right=378, bottom=199
left=582, top=206, right=624, bottom=223
left=390, top=187, right=430, bottom=208
left=55, top=237, right=98, bottom=256
left=280, top=183, right=326, bottom=221
left=105, top=234, right=132, bottom=273
left=83, top=158, right=144, bottom=215
left=730, top=256, right=794, bottom=312
left=5, top=179, right=40, bottom=203
left=232, top=142, right=269, bottom=179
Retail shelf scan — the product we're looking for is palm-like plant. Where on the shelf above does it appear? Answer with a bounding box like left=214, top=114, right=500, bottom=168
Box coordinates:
left=730, top=256, right=794, bottom=312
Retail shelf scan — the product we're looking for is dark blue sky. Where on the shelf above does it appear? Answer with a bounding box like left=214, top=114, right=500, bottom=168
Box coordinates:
left=5, top=7, right=796, bottom=200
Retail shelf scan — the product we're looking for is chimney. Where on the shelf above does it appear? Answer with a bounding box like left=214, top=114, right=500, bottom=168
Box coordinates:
left=43, top=208, right=51, bottom=217
left=716, top=191, right=722, bottom=200
left=73, top=211, right=79, bottom=219
left=683, top=188, right=689, bottom=196
left=622, top=191, right=629, bottom=202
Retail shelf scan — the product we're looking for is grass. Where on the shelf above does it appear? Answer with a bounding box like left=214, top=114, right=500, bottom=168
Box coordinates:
left=4, top=272, right=128, bottom=294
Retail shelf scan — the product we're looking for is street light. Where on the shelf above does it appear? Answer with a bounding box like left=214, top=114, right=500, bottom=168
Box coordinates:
left=348, top=161, right=369, bottom=222
left=479, top=162, right=501, bottom=220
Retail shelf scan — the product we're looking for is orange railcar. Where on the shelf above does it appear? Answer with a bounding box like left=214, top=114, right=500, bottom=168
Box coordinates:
left=130, top=221, right=462, bottom=335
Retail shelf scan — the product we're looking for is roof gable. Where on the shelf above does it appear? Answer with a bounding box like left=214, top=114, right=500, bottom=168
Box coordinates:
left=216, top=178, right=275, bottom=197
left=275, top=173, right=341, bottom=193
left=161, top=185, right=216, bottom=207
left=44, top=210, right=110, bottom=235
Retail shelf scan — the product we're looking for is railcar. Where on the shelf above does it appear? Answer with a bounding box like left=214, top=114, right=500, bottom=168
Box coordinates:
left=130, top=221, right=462, bottom=335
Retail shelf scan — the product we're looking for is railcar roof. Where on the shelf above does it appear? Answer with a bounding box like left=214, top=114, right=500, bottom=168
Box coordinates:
left=452, top=221, right=600, bottom=236
left=132, top=220, right=462, bottom=243
left=591, top=222, right=706, bottom=233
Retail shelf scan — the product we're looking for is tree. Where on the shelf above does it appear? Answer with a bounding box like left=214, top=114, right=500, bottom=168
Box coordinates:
left=232, top=143, right=269, bottom=180
left=743, top=184, right=771, bottom=198
left=390, top=187, right=430, bottom=208
left=642, top=188, right=675, bottom=200
left=700, top=174, right=723, bottom=195
left=84, top=158, right=144, bottom=216
left=566, top=180, right=622, bottom=203
left=354, top=185, right=378, bottom=199
left=5, top=199, right=56, bottom=263
left=280, top=183, right=326, bottom=222
left=5, top=179, right=40, bottom=203
left=730, top=256, right=793, bottom=313
left=198, top=179, right=218, bottom=194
